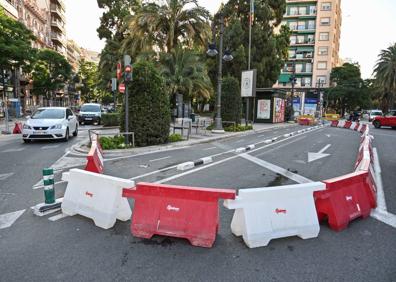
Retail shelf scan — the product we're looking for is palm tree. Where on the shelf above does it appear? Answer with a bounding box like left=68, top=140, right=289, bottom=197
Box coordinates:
left=373, top=43, right=396, bottom=111
left=160, top=48, right=213, bottom=102
left=121, top=0, right=211, bottom=55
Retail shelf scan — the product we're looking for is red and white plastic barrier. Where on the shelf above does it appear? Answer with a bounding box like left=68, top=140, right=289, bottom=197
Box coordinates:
left=85, top=134, right=104, bottom=173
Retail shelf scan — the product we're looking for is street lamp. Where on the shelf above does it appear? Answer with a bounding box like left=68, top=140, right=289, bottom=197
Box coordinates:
left=316, top=80, right=325, bottom=121
left=207, top=11, right=233, bottom=133
left=288, top=59, right=297, bottom=122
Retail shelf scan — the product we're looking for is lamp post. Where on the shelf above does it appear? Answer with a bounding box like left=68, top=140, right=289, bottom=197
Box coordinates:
left=288, top=58, right=296, bottom=122
left=207, top=11, right=233, bottom=133
left=1, top=69, right=10, bottom=134
left=316, top=81, right=324, bottom=121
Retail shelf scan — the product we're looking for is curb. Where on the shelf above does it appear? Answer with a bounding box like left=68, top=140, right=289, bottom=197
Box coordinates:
left=177, top=157, right=214, bottom=171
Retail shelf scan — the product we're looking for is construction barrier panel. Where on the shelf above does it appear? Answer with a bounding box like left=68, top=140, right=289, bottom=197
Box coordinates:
left=359, top=124, right=368, bottom=134
left=344, top=121, right=352, bottom=129
left=223, top=182, right=326, bottom=248
left=331, top=120, right=339, bottom=127
left=85, top=139, right=104, bottom=173
left=62, top=169, right=135, bottom=229
left=315, top=171, right=377, bottom=231
left=13, top=122, right=22, bottom=134
left=337, top=120, right=346, bottom=128
left=122, top=182, right=236, bottom=248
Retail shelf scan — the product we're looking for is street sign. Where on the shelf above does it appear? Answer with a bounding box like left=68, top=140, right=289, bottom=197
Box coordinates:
left=118, top=83, right=125, bottom=93
left=111, top=78, right=117, bottom=92
left=241, top=69, right=257, bottom=97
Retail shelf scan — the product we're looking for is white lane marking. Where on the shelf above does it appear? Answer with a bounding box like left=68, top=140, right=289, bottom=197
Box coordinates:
left=258, top=135, right=266, bottom=138
left=48, top=213, right=69, bottom=222
left=240, top=154, right=313, bottom=184
left=1, top=148, right=25, bottom=153
left=203, top=147, right=217, bottom=151
left=318, top=144, right=331, bottom=154
left=0, top=173, right=14, bottom=181
left=149, top=156, right=171, bottom=162
left=155, top=129, right=320, bottom=184
left=373, top=148, right=387, bottom=211
left=254, top=136, right=307, bottom=158
left=371, top=210, right=396, bottom=228
left=41, top=144, right=60, bottom=149
left=307, top=144, right=331, bottom=163
left=235, top=139, right=245, bottom=143
left=372, top=132, right=396, bottom=138
left=0, top=209, right=25, bottom=229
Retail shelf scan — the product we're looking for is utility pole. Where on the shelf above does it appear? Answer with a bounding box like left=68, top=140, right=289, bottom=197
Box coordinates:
left=1, top=69, right=10, bottom=134
left=246, top=0, right=254, bottom=126
left=123, top=55, right=132, bottom=145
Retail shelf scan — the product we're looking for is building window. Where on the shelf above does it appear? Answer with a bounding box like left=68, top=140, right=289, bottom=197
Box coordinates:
left=288, top=49, right=296, bottom=59
left=302, top=77, right=312, bottom=87
left=298, top=6, right=306, bottom=15
left=308, top=20, right=315, bottom=30
left=317, top=76, right=327, bottom=84
left=321, top=2, right=332, bottom=11
left=319, top=32, right=329, bottom=41
left=317, top=61, right=328, bottom=70
left=307, top=34, right=315, bottom=43
left=320, top=17, right=331, bottom=26
left=289, top=21, right=297, bottom=30
left=290, top=35, right=297, bottom=45
left=318, top=46, right=328, bottom=55
left=297, top=35, right=305, bottom=44
left=289, top=7, right=298, bottom=15
left=295, top=63, right=303, bottom=73
left=297, top=21, right=306, bottom=30
left=309, top=6, right=316, bottom=15
left=306, top=63, right=313, bottom=73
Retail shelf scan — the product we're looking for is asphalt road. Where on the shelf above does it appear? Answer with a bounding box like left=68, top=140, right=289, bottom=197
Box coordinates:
left=0, top=124, right=395, bottom=281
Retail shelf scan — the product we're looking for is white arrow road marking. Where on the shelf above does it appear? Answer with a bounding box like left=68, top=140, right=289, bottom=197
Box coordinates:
left=0, top=173, right=14, bottom=181
left=0, top=209, right=25, bottom=229
left=41, top=144, right=60, bottom=149
left=326, top=134, right=331, bottom=138
left=1, top=148, right=25, bottom=153
left=308, top=144, right=331, bottom=163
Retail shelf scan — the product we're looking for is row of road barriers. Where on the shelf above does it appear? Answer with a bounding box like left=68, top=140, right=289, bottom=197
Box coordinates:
left=56, top=122, right=379, bottom=248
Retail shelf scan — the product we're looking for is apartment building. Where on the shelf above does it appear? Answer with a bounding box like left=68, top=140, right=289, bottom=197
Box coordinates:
left=274, top=0, right=342, bottom=116
left=0, top=0, right=18, bottom=19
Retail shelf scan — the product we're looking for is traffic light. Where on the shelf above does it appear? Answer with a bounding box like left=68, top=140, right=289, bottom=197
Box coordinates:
left=124, top=65, right=133, bottom=82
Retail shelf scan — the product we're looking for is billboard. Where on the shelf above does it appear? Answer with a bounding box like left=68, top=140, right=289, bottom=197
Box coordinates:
left=273, top=98, right=285, bottom=123
left=241, top=70, right=257, bottom=97
left=257, top=99, right=271, bottom=120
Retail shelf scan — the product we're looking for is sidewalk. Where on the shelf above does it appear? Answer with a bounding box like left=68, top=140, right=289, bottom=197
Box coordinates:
left=0, top=117, right=25, bottom=136
left=72, top=122, right=297, bottom=156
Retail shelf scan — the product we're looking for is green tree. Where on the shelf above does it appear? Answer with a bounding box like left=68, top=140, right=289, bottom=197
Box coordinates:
left=121, top=61, right=171, bottom=146
left=0, top=8, right=35, bottom=71
left=221, top=76, right=241, bottom=124
left=31, top=49, right=72, bottom=100
left=77, top=60, right=99, bottom=102
left=122, top=0, right=211, bottom=54
left=214, top=0, right=290, bottom=87
left=373, top=43, right=396, bottom=111
left=160, top=48, right=213, bottom=102
left=327, top=63, right=370, bottom=115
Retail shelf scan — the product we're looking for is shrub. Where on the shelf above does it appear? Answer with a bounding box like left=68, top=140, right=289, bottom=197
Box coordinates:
left=121, top=61, right=171, bottom=146
left=99, top=135, right=130, bottom=150
left=101, top=113, right=120, bottom=127
left=221, top=76, right=242, bottom=125
left=224, top=124, right=253, bottom=132
left=168, top=133, right=183, bottom=142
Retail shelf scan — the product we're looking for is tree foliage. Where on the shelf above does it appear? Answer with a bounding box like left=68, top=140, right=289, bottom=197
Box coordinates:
left=77, top=60, right=99, bottom=102
left=121, top=61, right=171, bottom=146
left=373, top=43, right=396, bottom=111
left=31, top=49, right=72, bottom=99
left=0, top=8, right=35, bottom=71
left=212, top=0, right=290, bottom=87
left=221, top=76, right=241, bottom=124
left=327, top=63, right=370, bottom=114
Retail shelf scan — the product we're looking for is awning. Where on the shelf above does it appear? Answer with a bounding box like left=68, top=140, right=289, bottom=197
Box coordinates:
left=278, top=73, right=291, bottom=83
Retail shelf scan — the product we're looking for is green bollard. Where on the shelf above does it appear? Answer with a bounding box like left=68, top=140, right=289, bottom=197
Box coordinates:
left=43, top=168, right=55, bottom=204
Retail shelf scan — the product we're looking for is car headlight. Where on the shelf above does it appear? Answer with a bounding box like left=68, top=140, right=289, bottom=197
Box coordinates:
left=23, top=124, right=32, bottom=130
left=50, top=124, right=63, bottom=129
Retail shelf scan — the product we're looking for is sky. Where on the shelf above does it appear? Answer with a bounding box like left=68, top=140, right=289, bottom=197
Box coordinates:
left=65, top=0, right=396, bottom=79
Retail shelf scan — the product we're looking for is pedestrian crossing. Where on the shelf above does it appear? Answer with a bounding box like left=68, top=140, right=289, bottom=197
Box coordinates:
left=0, top=173, right=14, bottom=181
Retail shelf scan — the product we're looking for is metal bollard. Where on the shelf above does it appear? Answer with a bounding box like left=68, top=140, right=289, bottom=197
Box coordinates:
left=43, top=168, right=55, bottom=204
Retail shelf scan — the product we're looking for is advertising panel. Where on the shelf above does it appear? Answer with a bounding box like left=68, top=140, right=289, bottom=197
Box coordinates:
left=257, top=99, right=271, bottom=120
left=273, top=98, right=285, bottom=123
left=304, top=98, right=318, bottom=116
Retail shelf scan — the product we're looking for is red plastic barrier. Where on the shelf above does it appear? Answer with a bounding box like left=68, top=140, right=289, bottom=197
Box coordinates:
left=353, top=122, right=360, bottom=131
left=13, top=122, right=22, bottom=134
left=298, top=118, right=310, bottom=126
left=85, top=141, right=104, bottom=173
left=331, top=120, right=339, bottom=127
left=344, top=121, right=352, bottom=129
left=359, top=124, right=367, bottom=134
left=122, top=182, right=236, bottom=248
left=315, top=171, right=377, bottom=231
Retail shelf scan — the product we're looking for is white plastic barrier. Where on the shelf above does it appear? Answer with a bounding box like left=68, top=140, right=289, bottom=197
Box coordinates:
left=61, top=169, right=135, bottom=229
left=337, top=120, right=346, bottom=128
left=351, top=122, right=357, bottom=130
left=224, top=182, right=326, bottom=248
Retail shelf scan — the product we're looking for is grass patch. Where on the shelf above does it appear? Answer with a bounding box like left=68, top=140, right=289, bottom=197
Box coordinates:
left=169, top=133, right=183, bottom=142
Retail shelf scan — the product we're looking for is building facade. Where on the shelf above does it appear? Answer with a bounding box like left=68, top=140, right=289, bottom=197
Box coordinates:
left=274, top=0, right=342, bottom=116
left=0, top=0, right=18, bottom=19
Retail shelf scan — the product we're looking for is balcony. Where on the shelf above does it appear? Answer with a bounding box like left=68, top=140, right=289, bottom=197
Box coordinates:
left=290, top=40, right=315, bottom=46
left=51, top=0, right=65, bottom=11
left=51, top=19, right=65, bottom=32
left=284, top=12, right=317, bottom=18
left=50, top=4, right=65, bottom=21
left=0, top=0, right=18, bottom=18
left=51, top=32, right=65, bottom=45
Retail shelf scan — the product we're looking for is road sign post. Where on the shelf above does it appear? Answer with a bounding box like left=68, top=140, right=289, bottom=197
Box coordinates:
left=123, top=55, right=132, bottom=146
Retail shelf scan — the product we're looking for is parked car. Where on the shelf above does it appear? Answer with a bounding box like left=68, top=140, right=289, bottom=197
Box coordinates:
left=372, top=110, right=396, bottom=129
left=22, top=107, right=78, bottom=143
left=78, top=103, right=102, bottom=125
left=368, top=110, right=383, bottom=121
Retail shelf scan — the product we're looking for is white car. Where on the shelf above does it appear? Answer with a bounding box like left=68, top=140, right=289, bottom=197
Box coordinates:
left=368, top=110, right=383, bottom=121
left=22, top=107, right=79, bottom=143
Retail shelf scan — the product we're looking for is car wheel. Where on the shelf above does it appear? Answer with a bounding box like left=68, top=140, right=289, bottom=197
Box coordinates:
left=73, top=125, right=78, bottom=137
left=63, top=128, right=69, bottom=142
left=392, top=127, right=396, bottom=130
left=23, top=139, right=31, bottom=143
left=373, top=120, right=381, bottom=128
left=79, top=121, right=82, bottom=125
left=97, top=118, right=101, bottom=126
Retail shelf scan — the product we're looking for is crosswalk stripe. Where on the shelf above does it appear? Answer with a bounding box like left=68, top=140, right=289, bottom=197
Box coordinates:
left=0, top=209, right=25, bottom=229
left=1, top=148, right=25, bottom=153
left=0, top=173, right=14, bottom=181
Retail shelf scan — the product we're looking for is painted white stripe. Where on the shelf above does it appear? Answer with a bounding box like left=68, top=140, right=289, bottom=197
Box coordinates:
left=373, top=148, right=387, bottom=211
left=371, top=210, right=396, bottom=228
left=41, top=144, right=60, bottom=149
left=33, top=180, right=66, bottom=190
left=235, top=139, right=245, bottom=143
left=318, top=144, right=331, bottom=154
left=203, top=146, right=217, bottom=151
left=1, top=148, right=25, bottom=153
left=240, top=153, right=313, bottom=184
left=0, top=173, right=14, bottom=181
left=149, top=156, right=171, bottom=162
left=48, top=213, right=69, bottom=222
left=0, top=209, right=25, bottom=229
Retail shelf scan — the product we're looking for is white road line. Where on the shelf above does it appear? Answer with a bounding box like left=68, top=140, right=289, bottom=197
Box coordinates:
left=372, top=132, right=396, bottom=138
left=235, top=139, right=245, bottom=143
left=48, top=213, right=69, bottom=222
left=371, top=210, right=396, bottom=228
left=258, top=135, right=266, bottom=138
left=318, top=144, right=331, bottom=154
left=240, top=154, right=313, bottom=184
left=0, top=173, right=14, bottom=181
left=0, top=209, right=25, bottom=229
left=203, top=147, right=217, bottom=151
left=130, top=165, right=179, bottom=180
left=1, top=148, right=25, bottom=153
left=41, top=144, right=60, bottom=149
left=373, top=148, right=387, bottom=211
left=254, top=136, right=307, bottom=158
left=149, top=156, right=171, bottom=162
left=33, top=180, right=66, bottom=190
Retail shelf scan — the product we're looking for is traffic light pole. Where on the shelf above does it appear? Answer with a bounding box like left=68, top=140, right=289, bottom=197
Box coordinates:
left=1, top=69, right=10, bottom=134
left=125, top=83, right=129, bottom=145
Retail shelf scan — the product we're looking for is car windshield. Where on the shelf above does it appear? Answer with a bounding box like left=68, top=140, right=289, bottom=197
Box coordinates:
left=32, top=109, right=65, bottom=119
left=371, top=111, right=382, bottom=115
left=81, top=105, right=100, bottom=112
